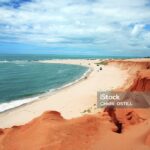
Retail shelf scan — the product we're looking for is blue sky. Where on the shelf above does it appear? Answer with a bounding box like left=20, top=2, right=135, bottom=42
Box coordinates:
left=0, top=0, right=150, bottom=56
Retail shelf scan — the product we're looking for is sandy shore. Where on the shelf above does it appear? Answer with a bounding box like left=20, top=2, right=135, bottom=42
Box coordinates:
left=0, top=59, right=128, bottom=128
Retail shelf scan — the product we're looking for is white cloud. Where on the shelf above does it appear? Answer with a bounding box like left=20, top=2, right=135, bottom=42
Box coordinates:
left=131, top=24, right=145, bottom=36
left=0, top=0, right=150, bottom=53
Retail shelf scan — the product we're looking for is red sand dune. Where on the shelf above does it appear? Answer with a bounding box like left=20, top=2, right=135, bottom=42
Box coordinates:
left=0, top=111, right=115, bottom=150
left=108, top=60, right=150, bottom=74
left=109, top=60, right=150, bottom=91
left=129, top=70, right=150, bottom=91
left=0, top=110, right=149, bottom=150
left=0, top=59, right=150, bottom=150
left=145, top=132, right=150, bottom=146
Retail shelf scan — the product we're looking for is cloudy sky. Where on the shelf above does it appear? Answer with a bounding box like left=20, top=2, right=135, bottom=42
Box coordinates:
left=0, top=0, right=150, bottom=56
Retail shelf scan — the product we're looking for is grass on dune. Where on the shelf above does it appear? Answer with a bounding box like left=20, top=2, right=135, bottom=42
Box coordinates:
left=95, top=61, right=108, bottom=66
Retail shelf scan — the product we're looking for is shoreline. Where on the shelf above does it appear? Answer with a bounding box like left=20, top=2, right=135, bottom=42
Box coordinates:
left=0, top=59, right=128, bottom=128
left=0, top=64, right=92, bottom=113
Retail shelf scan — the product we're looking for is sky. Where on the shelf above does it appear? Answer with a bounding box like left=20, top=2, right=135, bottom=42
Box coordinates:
left=0, top=0, right=150, bottom=56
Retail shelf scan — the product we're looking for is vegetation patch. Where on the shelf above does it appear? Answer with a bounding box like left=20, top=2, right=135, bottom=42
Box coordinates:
left=95, top=61, right=108, bottom=66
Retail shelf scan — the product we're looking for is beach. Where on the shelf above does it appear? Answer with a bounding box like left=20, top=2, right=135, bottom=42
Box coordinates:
left=0, top=59, right=128, bottom=128
left=0, top=58, right=150, bottom=150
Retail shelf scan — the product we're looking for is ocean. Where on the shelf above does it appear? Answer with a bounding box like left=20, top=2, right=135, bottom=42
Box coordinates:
left=0, top=54, right=90, bottom=112
left=0, top=54, right=138, bottom=112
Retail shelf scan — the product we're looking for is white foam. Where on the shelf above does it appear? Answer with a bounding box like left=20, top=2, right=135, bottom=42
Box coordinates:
left=0, top=96, right=39, bottom=113
left=0, top=60, right=33, bottom=64
left=0, top=60, right=9, bottom=63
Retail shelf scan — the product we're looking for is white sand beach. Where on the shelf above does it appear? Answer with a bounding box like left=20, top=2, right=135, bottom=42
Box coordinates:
left=0, top=59, right=128, bottom=128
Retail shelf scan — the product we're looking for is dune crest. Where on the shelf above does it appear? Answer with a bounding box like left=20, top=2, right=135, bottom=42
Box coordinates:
left=0, top=111, right=114, bottom=150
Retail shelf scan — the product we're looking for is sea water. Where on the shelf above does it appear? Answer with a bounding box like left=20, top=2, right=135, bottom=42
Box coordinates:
left=0, top=54, right=89, bottom=112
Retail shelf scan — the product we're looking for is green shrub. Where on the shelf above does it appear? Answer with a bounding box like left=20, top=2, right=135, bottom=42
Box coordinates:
left=95, top=61, right=108, bottom=65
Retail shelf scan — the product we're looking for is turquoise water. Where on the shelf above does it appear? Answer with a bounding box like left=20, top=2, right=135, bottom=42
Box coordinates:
left=0, top=54, right=137, bottom=61
left=0, top=55, right=89, bottom=112
left=0, top=54, right=137, bottom=112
